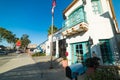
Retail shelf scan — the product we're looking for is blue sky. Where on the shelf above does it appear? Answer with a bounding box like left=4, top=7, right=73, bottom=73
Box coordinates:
left=112, top=0, right=120, bottom=29
left=0, top=0, right=119, bottom=46
left=0, top=0, right=72, bottom=45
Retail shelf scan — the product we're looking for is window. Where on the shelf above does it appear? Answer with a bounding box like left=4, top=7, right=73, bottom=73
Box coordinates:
left=99, top=39, right=113, bottom=64
left=91, top=0, right=102, bottom=14
left=68, top=6, right=85, bottom=28
left=76, top=44, right=83, bottom=63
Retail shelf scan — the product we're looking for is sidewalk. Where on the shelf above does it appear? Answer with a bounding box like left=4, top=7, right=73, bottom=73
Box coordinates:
left=33, top=56, right=86, bottom=80
left=0, top=54, right=69, bottom=80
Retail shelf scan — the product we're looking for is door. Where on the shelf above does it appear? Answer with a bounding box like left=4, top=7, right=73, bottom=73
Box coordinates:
left=72, top=42, right=90, bottom=64
left=53, top=42, right=56, bottom=56
left=99, top=39, right=113, bottom=64
left=58, top=39, right=66, bottom=58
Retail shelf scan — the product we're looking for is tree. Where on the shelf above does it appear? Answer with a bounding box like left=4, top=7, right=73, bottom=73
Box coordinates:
left=20, top=34, right=31, bottom=51
left=0, top=27, right=7, bottom=42
left=48, top=25, right=58, bottom=35
left=0, top=27, right=17, bottom=47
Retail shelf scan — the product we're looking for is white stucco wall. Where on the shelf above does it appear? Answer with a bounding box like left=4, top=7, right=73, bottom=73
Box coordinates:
left=46, top=35, right=52, bottom=56
left=64, top=0, right=116, bottom=65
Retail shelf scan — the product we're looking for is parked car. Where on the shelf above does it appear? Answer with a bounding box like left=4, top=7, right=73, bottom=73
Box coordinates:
left=16, top=50, right=24, bottom=54
left=0, top=50, right=8, bottom=55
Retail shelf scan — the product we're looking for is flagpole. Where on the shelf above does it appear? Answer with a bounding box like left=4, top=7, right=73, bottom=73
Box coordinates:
left=50, top=12, right=54, bottom=69
left=50, top=0, right=56, bottom=69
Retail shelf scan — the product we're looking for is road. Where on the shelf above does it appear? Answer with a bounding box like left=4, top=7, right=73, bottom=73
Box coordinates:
left=0, top=53, right=19, bottom=66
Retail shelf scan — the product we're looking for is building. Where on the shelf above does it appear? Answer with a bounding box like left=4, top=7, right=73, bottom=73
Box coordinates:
left=46, top=29, right=65, bottom=57
left=27, top=44, right=37, bottom=53
left=47, top=0, right=120, bottom=66
left=38, top=40, right=47, bottom=53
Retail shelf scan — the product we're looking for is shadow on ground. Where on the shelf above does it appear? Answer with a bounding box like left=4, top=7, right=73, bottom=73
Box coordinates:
left=0, top=58, right=69, bottom=80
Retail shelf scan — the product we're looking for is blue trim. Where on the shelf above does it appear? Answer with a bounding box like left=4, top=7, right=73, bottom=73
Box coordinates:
left=91, top=0, right=102, bottom=14
left=62, top=6, right=87, bottom=31
left=71, top=42, right=90, bottom=64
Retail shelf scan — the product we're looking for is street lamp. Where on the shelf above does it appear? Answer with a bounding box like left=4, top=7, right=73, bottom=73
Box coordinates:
left=88, top=36, right=93, bottom=46
left=82, top=0, right=86, bottom=5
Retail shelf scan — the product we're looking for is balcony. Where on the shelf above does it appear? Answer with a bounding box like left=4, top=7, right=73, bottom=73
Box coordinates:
left=62, top=6, right=88, bottom=36
left=62, top=22, right=88, bottom=36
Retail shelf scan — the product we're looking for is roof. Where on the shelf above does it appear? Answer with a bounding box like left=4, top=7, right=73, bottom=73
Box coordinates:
left=63, top=0, right=79, bottom=19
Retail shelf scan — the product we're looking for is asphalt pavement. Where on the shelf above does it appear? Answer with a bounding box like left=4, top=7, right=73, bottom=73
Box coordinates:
left=0, top=53, right=19, bottom=66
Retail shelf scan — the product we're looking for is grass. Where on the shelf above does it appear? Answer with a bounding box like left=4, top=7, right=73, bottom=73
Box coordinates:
left=32, top=52, right=46, bottom=57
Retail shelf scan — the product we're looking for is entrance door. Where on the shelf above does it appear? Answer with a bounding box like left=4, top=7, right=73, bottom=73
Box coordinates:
left=59, top=39, right=66, bottom=58
left=99, top=39, right=113, bottom=64
left=72, top=42, right=90, bottom=64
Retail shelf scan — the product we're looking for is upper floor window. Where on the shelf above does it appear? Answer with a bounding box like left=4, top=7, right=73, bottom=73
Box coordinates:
left=91, top=0, right=102, bottom=14
left=66, top=6, right=86, bottom=27
left=62, top=6, right=87, bottom=30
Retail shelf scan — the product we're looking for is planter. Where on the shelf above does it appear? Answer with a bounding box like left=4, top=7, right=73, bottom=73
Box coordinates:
left=62, top=60, right=68, bottom=68
left=86, top=67, right=95, bottom=75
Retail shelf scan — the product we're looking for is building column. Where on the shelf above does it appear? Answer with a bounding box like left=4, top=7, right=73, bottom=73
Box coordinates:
left=55, top=40, right=59, bottom=58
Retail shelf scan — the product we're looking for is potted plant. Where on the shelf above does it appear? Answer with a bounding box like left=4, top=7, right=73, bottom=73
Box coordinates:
left=85, top=57, right=100, bottom=75
left=62, top=52, right=68, bottom=68
left=62, top=56, right=68, bottom=68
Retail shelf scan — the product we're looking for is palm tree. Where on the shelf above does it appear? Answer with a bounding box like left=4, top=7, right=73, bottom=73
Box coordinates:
left=0, top=27, right=18, bottom=48
left=0, top=27, right=7, bottom=41
left=48, top=25, right=58, bottom=35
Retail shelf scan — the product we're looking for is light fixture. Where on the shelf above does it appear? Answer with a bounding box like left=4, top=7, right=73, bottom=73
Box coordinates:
left=88, top=36, right=93, bottom=45
left=82, top=0, right=86, bottom=5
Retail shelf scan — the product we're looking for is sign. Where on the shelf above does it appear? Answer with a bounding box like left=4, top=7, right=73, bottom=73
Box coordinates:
left=16, top=40, right=21, bottom=46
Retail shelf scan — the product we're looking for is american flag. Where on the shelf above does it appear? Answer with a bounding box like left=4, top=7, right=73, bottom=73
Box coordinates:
left=52, top=0, right=56, bottom=15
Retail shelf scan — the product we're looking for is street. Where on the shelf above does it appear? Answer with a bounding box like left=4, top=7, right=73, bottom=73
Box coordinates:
left=0, top=53, right=19, bottom=66
left=0, top=53, right=70, bottom=80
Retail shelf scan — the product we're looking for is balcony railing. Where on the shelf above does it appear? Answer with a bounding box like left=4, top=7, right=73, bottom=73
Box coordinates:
left=62, top=12, right=87, bottom=32
left=62, top=6, right=88, bottom=36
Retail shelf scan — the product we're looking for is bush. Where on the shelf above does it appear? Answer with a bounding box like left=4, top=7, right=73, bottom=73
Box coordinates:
left=85, top=66, right=119, bottom=80
left=85, top=57, right=100, bottom=68
left=32, top=52, right=46, bottom=57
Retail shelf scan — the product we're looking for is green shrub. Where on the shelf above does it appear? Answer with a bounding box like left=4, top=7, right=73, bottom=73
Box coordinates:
left=32, top=52, right=46, bottom=57
left=85, top=66, right=119, bottom=80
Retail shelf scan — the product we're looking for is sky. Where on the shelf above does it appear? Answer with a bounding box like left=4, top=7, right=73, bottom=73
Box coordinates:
left=112, top=0, right=120, bottom=29
left=0, top=0, right=72, bottom=46
left=0, top=0, right=119, bottom=46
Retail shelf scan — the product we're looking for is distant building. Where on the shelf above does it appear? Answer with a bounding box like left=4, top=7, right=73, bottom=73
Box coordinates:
left=27, top=44, right=37, bottom=48
left=27, top=44, right=37, bottom=53
left=37, top=40, right=47, bottom=53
